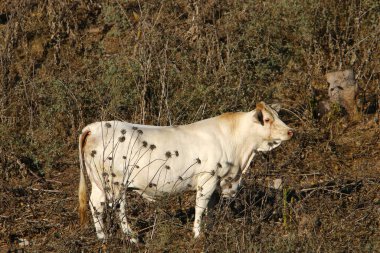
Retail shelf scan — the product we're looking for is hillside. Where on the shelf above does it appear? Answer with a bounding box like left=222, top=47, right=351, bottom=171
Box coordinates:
left=0, top=1, right=379, bottom=252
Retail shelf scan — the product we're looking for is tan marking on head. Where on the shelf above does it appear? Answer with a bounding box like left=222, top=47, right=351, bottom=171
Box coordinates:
left=265, top=106, right=275, bottom=119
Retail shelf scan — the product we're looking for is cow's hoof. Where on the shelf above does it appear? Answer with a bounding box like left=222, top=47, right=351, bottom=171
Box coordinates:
left=193, top=228, right=200, bottom=239
left=129, top=237, right=138, bottom=244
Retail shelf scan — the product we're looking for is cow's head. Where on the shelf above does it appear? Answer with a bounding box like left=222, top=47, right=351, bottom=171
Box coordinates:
left=253, top=101, right=293, bottom=152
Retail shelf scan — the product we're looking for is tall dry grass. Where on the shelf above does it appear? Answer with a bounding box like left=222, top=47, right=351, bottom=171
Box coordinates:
left=0, top=0, right=379, bottom=252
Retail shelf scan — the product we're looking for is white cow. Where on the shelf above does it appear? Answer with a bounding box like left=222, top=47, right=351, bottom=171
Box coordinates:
left=78, top=102, right=293, bottom=242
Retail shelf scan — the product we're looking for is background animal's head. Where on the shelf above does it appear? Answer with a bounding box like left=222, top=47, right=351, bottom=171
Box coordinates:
left=253, top=102, right=293, bottom=152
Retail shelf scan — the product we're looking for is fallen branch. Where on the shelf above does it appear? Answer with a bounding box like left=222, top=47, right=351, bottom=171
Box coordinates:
left=300, top=180, right=363, bottom=194
left=27, top=187, right=62, bottom=194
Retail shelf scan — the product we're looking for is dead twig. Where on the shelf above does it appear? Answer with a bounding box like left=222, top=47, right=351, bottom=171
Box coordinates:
left=27, top=187, right=63, bottom=194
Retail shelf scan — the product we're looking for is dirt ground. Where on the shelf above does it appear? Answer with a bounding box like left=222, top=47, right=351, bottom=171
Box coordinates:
left=0, top=1, right=379, bottom=252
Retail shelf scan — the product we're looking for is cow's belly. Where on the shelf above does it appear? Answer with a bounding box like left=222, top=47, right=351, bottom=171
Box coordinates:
left=116, top=153, right=199, bottom=196
left=131, top=176, right=193, bottom=198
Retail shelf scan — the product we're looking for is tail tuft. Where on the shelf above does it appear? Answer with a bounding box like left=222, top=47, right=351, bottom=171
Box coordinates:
left=78, top=130, right=90, bottom=226
left=79, top=172, right=88, bottom=225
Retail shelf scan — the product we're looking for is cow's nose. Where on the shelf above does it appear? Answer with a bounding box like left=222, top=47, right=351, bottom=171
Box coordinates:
left=287, top=129, right=294, bottom=137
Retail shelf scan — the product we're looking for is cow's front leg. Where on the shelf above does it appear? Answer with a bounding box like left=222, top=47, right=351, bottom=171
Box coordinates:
left=193, top=175, right=217, bottom=238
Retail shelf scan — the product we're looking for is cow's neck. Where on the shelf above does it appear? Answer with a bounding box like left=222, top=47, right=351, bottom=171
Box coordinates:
left=233, top=133, right=263, bottom=170
left=218, top=112, right=263, bottom=169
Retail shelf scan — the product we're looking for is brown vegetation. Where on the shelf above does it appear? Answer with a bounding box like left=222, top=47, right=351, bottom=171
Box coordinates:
left=0, top=0, right=379, bottom=252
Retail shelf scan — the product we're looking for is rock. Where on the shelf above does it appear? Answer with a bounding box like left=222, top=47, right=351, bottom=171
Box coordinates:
left=325, top=69, right=359, bottom=119
left=273, top=178, right=283, bottom=190
left=18, top=238, right=30, bottom=247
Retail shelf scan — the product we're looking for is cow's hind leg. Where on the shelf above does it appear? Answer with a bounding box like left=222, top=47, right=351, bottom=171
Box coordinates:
left=90, top=186, right=106, bottom=240
left=193, top=175, right=217, bottom=238
left=118, top=193, right=138, bottom=243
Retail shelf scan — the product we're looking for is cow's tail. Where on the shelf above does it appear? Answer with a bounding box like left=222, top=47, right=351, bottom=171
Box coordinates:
left=79, top=128, right=91, bottom=226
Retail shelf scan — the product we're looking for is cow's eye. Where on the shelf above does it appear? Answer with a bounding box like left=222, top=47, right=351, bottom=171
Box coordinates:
left=264, top=118, right=270, bottom=123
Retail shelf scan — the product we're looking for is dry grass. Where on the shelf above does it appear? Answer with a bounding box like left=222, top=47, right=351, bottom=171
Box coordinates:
left=0, top=0, right=379, bottom=252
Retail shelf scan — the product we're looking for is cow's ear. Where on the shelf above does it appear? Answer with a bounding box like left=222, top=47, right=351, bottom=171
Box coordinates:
left=270, top=103, right=281, bottom=112
left=256, top=110, right=264, bottom=125
left=256, top=101, right=265, bottom=111
left=255, top=102, right=265, bottom=125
